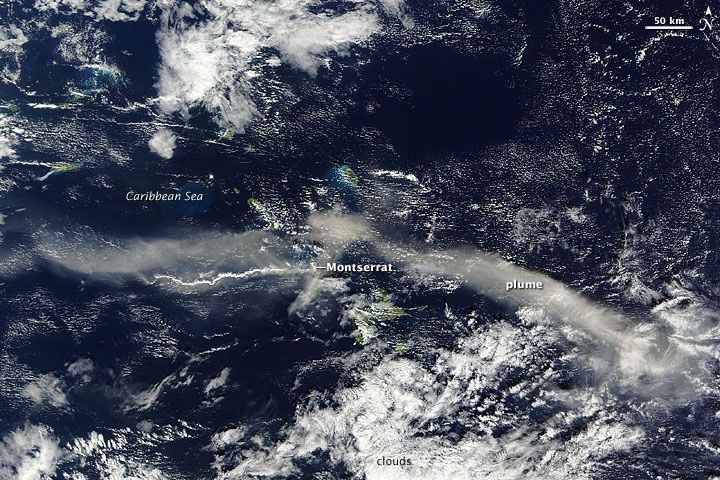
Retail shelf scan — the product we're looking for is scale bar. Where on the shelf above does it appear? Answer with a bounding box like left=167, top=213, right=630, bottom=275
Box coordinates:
left=645, top=25, right=693, bottom=30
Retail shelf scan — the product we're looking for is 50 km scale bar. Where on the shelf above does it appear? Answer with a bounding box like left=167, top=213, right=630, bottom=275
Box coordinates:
left=645, top=25, right=693, bottom=30
left=646, top=16, right=692, bottom=30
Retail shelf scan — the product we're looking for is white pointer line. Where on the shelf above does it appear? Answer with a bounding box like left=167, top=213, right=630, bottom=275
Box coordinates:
left=645, top=25, right=693, bottom=30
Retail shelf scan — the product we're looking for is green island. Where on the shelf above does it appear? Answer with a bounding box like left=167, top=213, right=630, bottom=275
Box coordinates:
left=394, top=339, right=409, bottom=354
left=247, top=198, right=281, bottom=230
left=220, top=127, right=234, bottom=140
left=38, top=161, right=84, bottom=181
left=338, top=165, right=358, bottom=186
left=349, top=290, right=408, bottom=345
left=63, top=93, right=89, bottom=106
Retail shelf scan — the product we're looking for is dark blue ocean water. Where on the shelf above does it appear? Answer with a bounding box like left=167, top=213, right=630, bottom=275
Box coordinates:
left=2, top=0, right=720, bottom=477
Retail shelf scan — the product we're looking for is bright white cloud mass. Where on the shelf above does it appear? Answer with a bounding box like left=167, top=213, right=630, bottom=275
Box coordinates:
left=0, top=424, right=63, bottom=480
left=22, top=373, right=69, bottom=407
left=210, top=327, right=646, bottom=479
left=148, top=128, right=177, bottom=159
left=155, top=0, right=406, bottom=132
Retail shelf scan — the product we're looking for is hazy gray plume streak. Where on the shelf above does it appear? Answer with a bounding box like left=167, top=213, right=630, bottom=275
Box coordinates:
left=306, top=212, right=664, bottom=369
left=40, top=229, right=297, bottom=288
left=422, top=250, right=627, bottom=341
left=386, top=245, right=666, bottom=367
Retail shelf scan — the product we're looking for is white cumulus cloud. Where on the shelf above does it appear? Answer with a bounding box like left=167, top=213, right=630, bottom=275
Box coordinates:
left=148, top=129, right=177, bottom=159
left=155, top=0, right=406, bottom=133
left=212, top=326, right=646, bottom=479
left=34, top=0, right=146, bottom=21
left=0, top=424, right=63, bottom=480
left=204, top=367, right=230, bottom=394
left=22, top=373, right=68, bottom=407
left=0, top=25, right=28, bottom=50
left=0, top=135, right=17, bottom=160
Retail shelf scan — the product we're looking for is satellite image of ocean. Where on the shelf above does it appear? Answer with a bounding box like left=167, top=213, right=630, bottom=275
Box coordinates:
left=1, top=0, right=720, bottom=478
